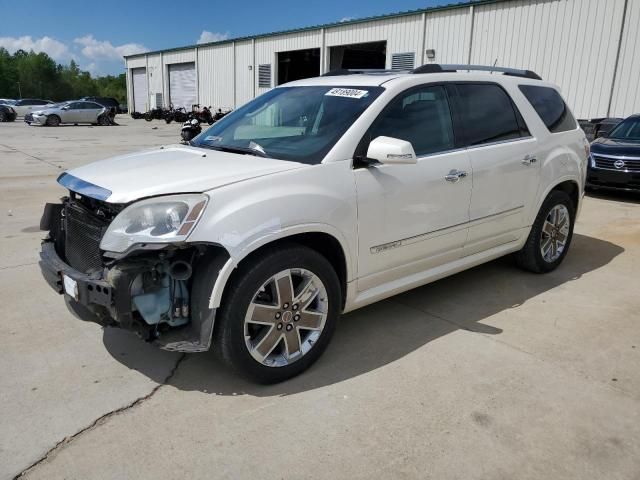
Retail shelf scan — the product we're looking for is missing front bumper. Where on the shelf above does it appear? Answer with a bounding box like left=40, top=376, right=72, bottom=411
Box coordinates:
left=39, top=239, right=227, bottom=352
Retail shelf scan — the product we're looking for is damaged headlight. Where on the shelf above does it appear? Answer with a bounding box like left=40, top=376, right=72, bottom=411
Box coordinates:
left=100, top=194, right=208, bottom=253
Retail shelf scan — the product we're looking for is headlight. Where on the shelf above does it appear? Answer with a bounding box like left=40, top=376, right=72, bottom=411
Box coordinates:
left=100, top=194, right=208, bottom=253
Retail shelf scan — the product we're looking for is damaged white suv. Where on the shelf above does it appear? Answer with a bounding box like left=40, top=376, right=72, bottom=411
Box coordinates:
left=40, top=64, right=588, bottom=383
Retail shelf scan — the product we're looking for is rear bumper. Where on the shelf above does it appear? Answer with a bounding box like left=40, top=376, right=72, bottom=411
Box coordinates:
left=586, top=167, right=640, bottom=191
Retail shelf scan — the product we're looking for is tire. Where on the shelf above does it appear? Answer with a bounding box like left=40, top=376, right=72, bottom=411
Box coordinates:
left=0, top=111, right=6, bottom=122
left=144, top=113, right=153, bottom=122
left=97, top=115, right=109, bottom=126
left=214, top=244, right=341, bottom=383
left=516, top=190, right=575, bottom=273
left=46, top=115, right=60, bottom=127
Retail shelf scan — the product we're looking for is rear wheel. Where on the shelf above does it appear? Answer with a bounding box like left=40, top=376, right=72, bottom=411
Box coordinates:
left=516, top=190, right=575, bottom=273
left=214, top=245, right=341, bottom=383
left=46, top=115, right=60, bottom=127
left=0, top=111, right=6, bottom=122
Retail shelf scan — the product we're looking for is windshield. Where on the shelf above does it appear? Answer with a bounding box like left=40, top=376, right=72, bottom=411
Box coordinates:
left=192, top=85, right=384, bottom=164
left=608, top=117, right=640, bottom=141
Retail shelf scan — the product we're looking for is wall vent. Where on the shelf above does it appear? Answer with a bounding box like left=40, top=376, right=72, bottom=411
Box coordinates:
left=258, top=64, right=272, bottom=88
left=391, top=52, right=415, bottom=71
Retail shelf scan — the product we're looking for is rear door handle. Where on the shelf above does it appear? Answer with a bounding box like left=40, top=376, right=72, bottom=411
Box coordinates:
left=522, top=154, right=537, bottom=165
left=445, top=169, right=468, bottom=183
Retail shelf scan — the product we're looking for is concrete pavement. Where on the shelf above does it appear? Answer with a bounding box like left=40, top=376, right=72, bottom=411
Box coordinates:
left=0, top=117, right=638, bottom=479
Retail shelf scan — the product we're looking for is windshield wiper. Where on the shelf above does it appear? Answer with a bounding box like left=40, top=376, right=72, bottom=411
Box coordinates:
left=200, top=144, right=270, bottom=158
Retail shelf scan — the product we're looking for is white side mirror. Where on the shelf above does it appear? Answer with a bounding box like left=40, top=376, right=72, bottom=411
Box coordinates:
left=366, top=136, right=417, bottom=165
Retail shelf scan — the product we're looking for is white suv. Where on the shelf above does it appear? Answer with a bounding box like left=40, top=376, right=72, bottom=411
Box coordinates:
left=40, top=64, right=589, bottom=383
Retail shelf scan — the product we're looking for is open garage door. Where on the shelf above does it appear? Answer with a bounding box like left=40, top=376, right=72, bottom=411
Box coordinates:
left=277, top=48, right=320, bottom=85
left=329, top=41, right=386, bottom=70
left=169, top=62, right=197, bottom=111
left=132, top=68, right=147, bottom=113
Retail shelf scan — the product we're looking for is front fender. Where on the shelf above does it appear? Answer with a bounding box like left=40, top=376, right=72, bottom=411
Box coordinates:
left=186, top=161, right=358, bottom=309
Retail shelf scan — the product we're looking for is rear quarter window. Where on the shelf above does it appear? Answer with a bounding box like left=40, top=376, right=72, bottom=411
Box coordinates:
left=519, top=85, right=577, bottom=133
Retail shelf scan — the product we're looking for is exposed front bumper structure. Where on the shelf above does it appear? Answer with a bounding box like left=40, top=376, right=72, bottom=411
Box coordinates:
left=39, top=198, right=227, bottom=352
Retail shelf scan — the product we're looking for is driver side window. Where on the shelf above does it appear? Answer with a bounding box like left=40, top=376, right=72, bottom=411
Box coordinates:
left=366, top=85, right=455, bottom=157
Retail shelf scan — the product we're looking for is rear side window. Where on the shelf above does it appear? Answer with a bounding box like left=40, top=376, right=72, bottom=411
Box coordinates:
left=519, top=85, right=576, bottom=133
left=453, top=84, right=524, bottom=146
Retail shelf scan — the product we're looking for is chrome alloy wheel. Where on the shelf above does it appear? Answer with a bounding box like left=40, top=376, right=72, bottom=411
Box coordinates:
left=244, top=268, right=329, bottom=367
left=540, top=204, right=570, bottom=263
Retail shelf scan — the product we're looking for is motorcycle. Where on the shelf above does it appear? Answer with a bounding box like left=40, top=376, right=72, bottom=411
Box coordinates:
left=164, top=106, right=188, bottom=124
left=191, top=104, right=215, bottom=125
left=212, top=108, right=231, bottom=123
left=144, top=107, right=165, bottom=121
left=181, top=118, right=201, bottom=142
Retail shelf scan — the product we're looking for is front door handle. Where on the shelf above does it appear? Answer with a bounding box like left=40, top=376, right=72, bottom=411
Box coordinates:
left=522, top=154, right=537, bottom=165
left=445, top=169, right=468, bottom=183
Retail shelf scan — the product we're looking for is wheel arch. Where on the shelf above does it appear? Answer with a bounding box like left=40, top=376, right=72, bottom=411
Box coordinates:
left=207, top=225, right=352, bottom=311
left=532, top=175, right=582, bottom=225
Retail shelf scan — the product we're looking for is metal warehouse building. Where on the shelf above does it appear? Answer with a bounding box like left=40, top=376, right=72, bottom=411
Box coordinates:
left=124, top=0, right=640, bottom=120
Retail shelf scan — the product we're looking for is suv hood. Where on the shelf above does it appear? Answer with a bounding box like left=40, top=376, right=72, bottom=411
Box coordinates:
left=59, top=145, right=307, bottom=203
left=591, top=137, right=640, bottom=157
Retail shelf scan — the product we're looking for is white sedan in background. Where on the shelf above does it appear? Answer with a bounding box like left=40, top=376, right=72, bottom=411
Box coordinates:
left=10, top=98, right=53, bottom=117
left=26, top=101, right=109, bottom=126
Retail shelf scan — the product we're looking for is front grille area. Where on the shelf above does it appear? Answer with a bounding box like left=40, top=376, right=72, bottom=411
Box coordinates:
left=593, top=155, right=640, bottom=172
left=64, top=201, right=110, bottom=273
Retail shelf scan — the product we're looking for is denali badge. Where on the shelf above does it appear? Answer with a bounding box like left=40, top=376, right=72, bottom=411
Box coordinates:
left=614, top=160, right=625, bottom=169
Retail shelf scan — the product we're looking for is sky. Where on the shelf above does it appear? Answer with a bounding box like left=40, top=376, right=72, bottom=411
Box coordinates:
left=0, top=0, right=466, bottom=76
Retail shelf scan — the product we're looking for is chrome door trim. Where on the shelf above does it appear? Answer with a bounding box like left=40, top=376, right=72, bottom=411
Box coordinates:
left=370, top=206, right=524, bottom=254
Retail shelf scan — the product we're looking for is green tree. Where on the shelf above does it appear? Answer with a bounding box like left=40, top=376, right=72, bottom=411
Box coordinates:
left=0, top=50, right=126, bottom=103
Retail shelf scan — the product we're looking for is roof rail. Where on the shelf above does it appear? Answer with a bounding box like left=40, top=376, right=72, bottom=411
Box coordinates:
left=412, top=63, right=542, bottom=80
left=322, top=68, right=405, bottom=76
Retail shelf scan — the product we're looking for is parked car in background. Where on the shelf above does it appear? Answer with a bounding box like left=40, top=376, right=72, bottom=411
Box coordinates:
left=26, top=100, right=108, bottom=126
left=81, top=96, right=125, bottom=114
left=11, top=98, right=54, bottom=117
left=0, top=104, right=17, bottom=122
left=588, top=114, right=640, bottom=191
left=0, top=98, right=16, bottom=105
left=39, top=65, right=588, bottom=383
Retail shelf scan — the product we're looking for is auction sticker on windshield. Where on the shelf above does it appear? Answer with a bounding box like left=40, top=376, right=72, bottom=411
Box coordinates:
left=325, top=88, right=369, bottom=99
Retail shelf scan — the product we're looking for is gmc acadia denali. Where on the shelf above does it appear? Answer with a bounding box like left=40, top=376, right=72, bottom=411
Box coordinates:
left=39, top=64, right=589, bottom=383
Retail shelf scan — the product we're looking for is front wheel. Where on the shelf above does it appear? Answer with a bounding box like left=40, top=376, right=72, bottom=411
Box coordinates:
left=214, top=245, right=341, bottom=383
left=0, top=111, right=6, bottom=122
left=516, top=190, right=575, bottom=273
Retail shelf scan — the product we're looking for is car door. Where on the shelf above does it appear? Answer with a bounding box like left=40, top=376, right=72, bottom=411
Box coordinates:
left=83, top=102, right=104, bottom=123
left=449, top=83, right=540, bottom=256
left=63, top=102, right=84, bottom=123
left=354, top=84, right=472, bottom=292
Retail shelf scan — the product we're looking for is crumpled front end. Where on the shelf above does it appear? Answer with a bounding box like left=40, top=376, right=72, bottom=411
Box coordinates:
left=38, top=192, right=227, bottom=352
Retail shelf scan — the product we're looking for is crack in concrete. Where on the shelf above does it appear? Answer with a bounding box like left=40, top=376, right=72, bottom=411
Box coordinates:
left=0, top=144, right=62, bottom=170
left=12, top=353, right=187, bottom=479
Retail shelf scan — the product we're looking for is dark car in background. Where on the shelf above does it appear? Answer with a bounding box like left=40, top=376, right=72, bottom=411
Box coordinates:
left=81, top=96, right=125, bottom=113
left=0, top=104, right=17, bottom=122
left=588, top=114, right=640, bottom=192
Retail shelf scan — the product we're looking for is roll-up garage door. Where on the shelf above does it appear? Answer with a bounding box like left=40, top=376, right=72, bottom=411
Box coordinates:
left=132, top=68, right=147, bottom=113
left=169, top=63, right=196, bottom=111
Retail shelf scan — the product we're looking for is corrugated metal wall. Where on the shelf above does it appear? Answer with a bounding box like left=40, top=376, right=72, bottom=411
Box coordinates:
left=125, top=0, right=640, bottom=119
left=610, top=0, right=640, bottom=118
left=325, top=16, right=424, bottom=68
left=424, top=8, right=472, bottom=65
left=471, top=0, right=626, bottom=119
left=235, top=40, right=254, bottom=106
left=198, top=43, right=235, bottom=109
